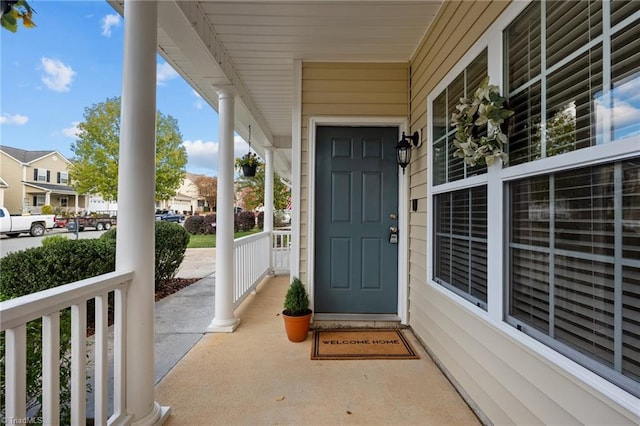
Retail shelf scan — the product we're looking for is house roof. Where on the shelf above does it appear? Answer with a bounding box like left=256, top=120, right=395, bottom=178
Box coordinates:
left=106, top=1, right=443, bottom=179
left=0, top=145, right=69, bottom=165
left=23, top=181, right=78, bottom=195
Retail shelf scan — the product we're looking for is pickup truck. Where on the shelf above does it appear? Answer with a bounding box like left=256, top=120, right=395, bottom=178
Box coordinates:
left=66, top=215, right=116, bottom=232
left=155, top=210, right=185, bottom=223
left=0, top=207, right=55, bottom=237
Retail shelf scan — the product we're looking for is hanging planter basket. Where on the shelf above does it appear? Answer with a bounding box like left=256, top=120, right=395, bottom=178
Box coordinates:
left=234, top=125, right=262, bottom=178
left=242, top=163, right=257, bottom=177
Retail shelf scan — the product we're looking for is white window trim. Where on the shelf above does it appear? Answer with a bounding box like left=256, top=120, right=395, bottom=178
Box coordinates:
left=37, top=168, right=48, bottom=182
left=307, top=116, right=409, bottom=324
left=425, top=0, right=640, bottom=411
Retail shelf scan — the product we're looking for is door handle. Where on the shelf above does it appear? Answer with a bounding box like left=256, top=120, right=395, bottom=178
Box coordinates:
left=389, top=226, right=398, bottom=244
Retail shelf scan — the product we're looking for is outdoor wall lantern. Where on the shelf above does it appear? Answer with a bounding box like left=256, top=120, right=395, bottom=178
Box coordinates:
left=396, top=131, right=420, bottom=174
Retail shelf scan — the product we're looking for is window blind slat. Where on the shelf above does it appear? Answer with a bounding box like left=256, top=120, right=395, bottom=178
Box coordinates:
left=546, top=1, right=602, bottom=68
left=611, top=0, right=640, bottom=27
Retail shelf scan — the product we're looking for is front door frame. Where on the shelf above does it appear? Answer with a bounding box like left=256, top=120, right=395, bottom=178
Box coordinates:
left=307, top=116, right=409, bottom=324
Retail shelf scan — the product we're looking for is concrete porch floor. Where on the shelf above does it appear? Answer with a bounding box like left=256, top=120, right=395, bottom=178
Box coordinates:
left=155, top=275, right=481, bottom=425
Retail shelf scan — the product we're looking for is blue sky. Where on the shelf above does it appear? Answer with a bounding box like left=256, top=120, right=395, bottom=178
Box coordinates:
left=1, top=0, right=250, bottom=176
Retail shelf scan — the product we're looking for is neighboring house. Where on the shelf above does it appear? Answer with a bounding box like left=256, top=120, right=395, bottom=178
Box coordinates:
left=0, top=145, right=86, bottom=214
left=155, top=172, right=208, bottom=214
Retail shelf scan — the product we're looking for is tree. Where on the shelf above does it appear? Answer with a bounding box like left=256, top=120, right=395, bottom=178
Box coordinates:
left=69, top=97, right=188, bottom=202
left=194, top=175, right=218, bottom=211
left=235, top=164, right=290, bottom=212
left=1, top=0, right=36, bottom=32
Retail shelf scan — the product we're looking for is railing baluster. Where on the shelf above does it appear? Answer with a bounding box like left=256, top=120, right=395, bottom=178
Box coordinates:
left=5, top=324, right=27, bottom=423
left=112, top=287, right=127, bottom=421
left=71, top=303, right=87, bottom=424
left=94, top=293, right=109, bottom=426
left=43, top=312, right=61, bottom=426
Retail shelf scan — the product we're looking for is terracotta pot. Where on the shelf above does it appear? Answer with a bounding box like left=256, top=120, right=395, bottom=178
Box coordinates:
left=282, top=311, right=312, bottom=342
left=242, top=164, right=257, bottom=177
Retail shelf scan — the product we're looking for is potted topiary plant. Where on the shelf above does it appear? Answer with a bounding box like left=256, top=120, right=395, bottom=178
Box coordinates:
left=282, top=277, right=313, bottom=342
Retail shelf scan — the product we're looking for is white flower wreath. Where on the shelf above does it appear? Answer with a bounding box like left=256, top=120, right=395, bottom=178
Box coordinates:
left=451, top=77, right=514, bottom=167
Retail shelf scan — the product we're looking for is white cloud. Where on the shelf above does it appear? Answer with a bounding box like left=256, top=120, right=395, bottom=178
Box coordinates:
left=157, top=62, right=179, bottom=86
left=184, top=140, right=218, bottom=174
left=191, top=89, right=204, bottom=109
left=41, top=57, right=76, bottom=92
left=0, top=113, right=29, bottom=125
left=101, top=14, right=121, bottom=37
left=183, top=136, right=252, bottom=175
left=62, top=122, right=81, bottom=138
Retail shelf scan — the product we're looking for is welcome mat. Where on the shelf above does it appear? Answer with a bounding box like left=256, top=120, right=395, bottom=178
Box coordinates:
left=311, top=329, right=420, bottom=360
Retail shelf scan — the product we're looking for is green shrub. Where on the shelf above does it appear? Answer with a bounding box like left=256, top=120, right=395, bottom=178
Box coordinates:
left=0, top=239, right=116, bottom=298
left=184, top=214, right=204, bottom=235
left=154, top=221, right=190, bottom=287
left=0, top=238, right=116, bottom=423
left=41, top=234, right=69, bottom=247
left=41, top=204, right=53, bottom=214
left=101, top=221, right=190, bottom=290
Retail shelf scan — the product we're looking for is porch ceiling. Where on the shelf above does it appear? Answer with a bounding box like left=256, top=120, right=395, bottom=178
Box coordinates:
left=107, top=1, right=443, bottom=178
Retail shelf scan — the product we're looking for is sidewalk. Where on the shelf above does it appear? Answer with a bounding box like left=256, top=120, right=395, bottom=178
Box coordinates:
left=155, top=248, right=216, bottom=383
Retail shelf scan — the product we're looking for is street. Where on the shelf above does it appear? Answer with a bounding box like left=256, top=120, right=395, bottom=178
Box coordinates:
left=0, top=228, right=106, bottom=258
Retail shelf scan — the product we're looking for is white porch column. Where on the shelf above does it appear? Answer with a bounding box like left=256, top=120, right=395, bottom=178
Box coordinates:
left=264, top=148, right=274, bottom=233
left=74, top=194, right=79, bottom=214
left=116, top=1, right=167, bottom=424
left=44, top=191, right=51, bottom=206
left=264, top=148, right=274, bottom=273
left=208, top=88, right=240, bottom=332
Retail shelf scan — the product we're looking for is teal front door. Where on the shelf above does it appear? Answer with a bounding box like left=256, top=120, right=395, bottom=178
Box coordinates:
left=314, top=126, right=399, bottom=314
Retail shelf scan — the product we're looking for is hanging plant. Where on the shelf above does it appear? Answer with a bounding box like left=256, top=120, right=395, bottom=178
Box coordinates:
left=234, top=125, right=262, bottom=177
left=235, top=152, right=261, bottom=177
left=451, top=77, right=514, bottom=167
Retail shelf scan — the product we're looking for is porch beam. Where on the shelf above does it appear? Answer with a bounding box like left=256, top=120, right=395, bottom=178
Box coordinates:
left=116, top=0, right=168, bottom=424
left=208, top=88, right=241, bottom=333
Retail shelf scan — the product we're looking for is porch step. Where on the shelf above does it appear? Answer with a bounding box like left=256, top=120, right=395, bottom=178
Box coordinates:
left=311, top=318, right=405, bottom=330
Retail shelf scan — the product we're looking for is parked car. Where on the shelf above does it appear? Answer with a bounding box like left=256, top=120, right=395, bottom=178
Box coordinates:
left=0, top=207, right=55, bottom=237
left=155, top=210, right=185, bottom=223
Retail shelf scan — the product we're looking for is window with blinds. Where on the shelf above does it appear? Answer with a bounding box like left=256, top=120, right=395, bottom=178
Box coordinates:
left=509, top=159, right=640, bottom=395
left=504, top=0, right=640, bottom=397
left=434, top=186, right=488, bottom=308
left=505, top=0, right=640, bottom=166
left=432, top=50, right=488, bottom=185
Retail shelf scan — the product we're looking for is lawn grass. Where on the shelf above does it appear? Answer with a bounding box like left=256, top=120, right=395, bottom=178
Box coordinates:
left=187, top=229, right=261, bottom=248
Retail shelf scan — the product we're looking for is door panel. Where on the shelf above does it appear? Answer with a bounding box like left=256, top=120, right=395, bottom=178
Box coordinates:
left=315, top=126, right=399, bottom=314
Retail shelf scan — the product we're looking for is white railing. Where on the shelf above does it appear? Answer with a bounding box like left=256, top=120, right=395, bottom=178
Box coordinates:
left=1, top=271, right=133, bottom=426
left=272, top=230, right=292, bottom=274
left=233, top=232, right=271, bottom=307
left=232, top=229, right=291, bottom=307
